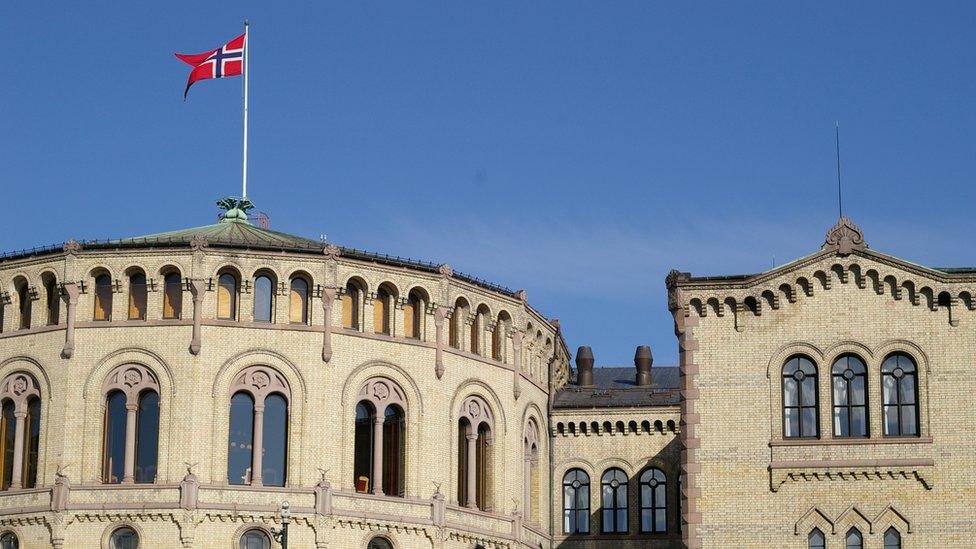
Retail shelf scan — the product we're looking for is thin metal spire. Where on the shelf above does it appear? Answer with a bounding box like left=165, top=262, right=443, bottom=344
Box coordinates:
left=835, top=122, right=843, bottom=219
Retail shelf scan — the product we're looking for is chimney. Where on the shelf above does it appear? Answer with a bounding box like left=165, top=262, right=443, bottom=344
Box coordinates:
left=635, top=345, right=653, bottom=386
left=575, top=346, right=594, bottom=386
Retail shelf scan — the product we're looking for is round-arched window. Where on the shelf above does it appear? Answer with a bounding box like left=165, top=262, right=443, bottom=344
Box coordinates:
left=239, top=529, right=271, bottom=549
left=0, top=532, right=18, bottom=549
left=109, top=527, right=139, bottom=549
left=367, top=537, right=394, bottom=549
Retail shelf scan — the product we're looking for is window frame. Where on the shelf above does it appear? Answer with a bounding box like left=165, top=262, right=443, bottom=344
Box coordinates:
left=881, top=353, right=920, bottom=437
left=600, top=468, right=628, bottom=534
left=781, top=355, right=820, bottom=439
left=639, top=467, right=667, bottom=534
left=831, top=354, right=869, bottom=438
left=562, top=468, right=590, bottom=535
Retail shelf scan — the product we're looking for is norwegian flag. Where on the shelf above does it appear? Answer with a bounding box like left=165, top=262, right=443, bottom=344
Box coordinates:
left=175, top=33, right=246, bottom=99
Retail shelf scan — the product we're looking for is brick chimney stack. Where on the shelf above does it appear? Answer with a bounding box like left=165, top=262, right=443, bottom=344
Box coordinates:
left=576, top=346, right=594, bottom=386
left=635, top=345, right=653, bottom=386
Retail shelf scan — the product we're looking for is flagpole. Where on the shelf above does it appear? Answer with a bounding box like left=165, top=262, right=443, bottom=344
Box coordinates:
left=242, top=20, right=249, bottom=199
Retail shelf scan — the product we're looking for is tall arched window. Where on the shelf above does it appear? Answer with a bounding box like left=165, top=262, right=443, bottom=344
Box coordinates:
left=882, top=353, right=919, bottom=437
left=374, top=284, right=395, bottom=335
left=252, top=274, right=274, bottom=323
left=563, top=468, right=590, bottom=534
left=450, top=298, right=468, bottom=350
left=472, top=305, right=490, bottom=356
left=239, top=529, right=270, bottom=549
left=94, top=273, right=113, bottom=321
left=42, top=273, right=59, bottom=325
left=226, top=366, right=290, bottom=487
left=217, top=271, right=239, bottom=320
left=404, top=289, right=425, bottom=339
left=601, top=468, right=628, bottom=533
left=832, top=354, right=868, bottom=437
left=523, top=420, right=540, bottom=523
left=162, top=271, right=182, bottom=319
left=0, top=401, right=13, bottom=490
left=493, top=311, right=511, bottom=362
left=639, top=468, right=667, bottom=533
left=846, top=527, right=863, bottom=549
left=342, top=279, right=364, bottom=331
left=109, top=527, right=139, bottom=549
left=101, top=365, right=160, bottom=484
left=884, top=527, right=901, bottom=549
left=128, top=271, right=147, bottom=320
left=354, top=378, right=407, bottom=497
left=14, top=279, right=30, bottom=330
left=0, top=532, right=17, bottom=549
left=808, top=528, right=825, bottom=549
left=289, top=276, right=309, bottom=324
left=458, top=396, right=493, bottom=511
left=367, top=537, right=393, bottom=549
left=782, top=355, right=819, bottom=438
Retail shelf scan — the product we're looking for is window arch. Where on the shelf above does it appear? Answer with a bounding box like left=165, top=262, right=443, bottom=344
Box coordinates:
left=289, top=274, right=310, bottom=324
left=108, top=526, right=139, bottom=549
left=639, top=467, right=667, bottom=533
left=226, top=366, right=290, bottom=487
left=493, top=311, right=511, bottom=362
left=472, top=304, right=490, bottom=356
left=882, top=353, right=919, bottom=436
left=342, top=278, right=366, bottom=331
left=93, top=272, right=113, bottom=321
left=782, top=355, right=819, bottom=438
left=403, top=288, right=427, bottom=339
left=101, top=365, right=160, bottom=484
left=239, top=529, right=270, bottom=549
left=353, top=378, right=407, bottom=497
left=449, top=298, right=469, bottom=350
left=162, top=270, right=182, bottom=320
left=42, top=272, right=59, bottom=326
left=127, top=269, right=147, bottom=320
left=367, top=537, right=394, bottom=549
left=845, top=527, right=863, bottom=549
left=601, top=468, right=628, bottom=533
left=374, top=283, right=397, bottom=335
left=562, top=468, right=590, bottom=534
left=0, top=531, right=17, bottom=549
left=808, top=527, right=825, bottom=549
left=217, top=270, right=240, bottom=320
left=832, top=354, right=868, bottom=437
left=252, top=273, right=274, bottom=323
left=13, top=278, right=30, bottom=330
left=0, top=373, right=41, bottom=491
left=884, top=527, right=901, bottom=549
left=457, top=395, right=493, bottom=511
left=523, top=418, right=540, bottom=522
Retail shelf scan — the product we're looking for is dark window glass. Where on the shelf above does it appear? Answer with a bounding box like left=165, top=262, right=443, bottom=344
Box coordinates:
left=832, top=354, right=868, bottom=437
left=808, top=528, right=825, bottom=549
left=217, top=273, right=238, bottom=320
left=846, top=528, right=863, bottom=549
left=163, top=273, right=182, bottom=319
left=882, top=354, right=919, bottom=436
left=640, top=468, right=667, bottom=533
left=239, top=530, right=270, bottom=549
left=0, top=531, right=18, bottom=549
left=367, top=538, right=393, bottom=549
left=354, top=402, right=374, bottom=493
left=23, top=397, right=40, bottom=488
left=476, top=424, right=490, bottom=511
left=262, top=394, right=288, bottom=487
left=782, top=356, right=819, bottom=438
left=0, top=401, right=14, bottom=490
left=289, top=278, right=308, bottom=324
left=128, top=273, right=147, bottom=320
left=94, top=274, right=113, bottom=321
left=601, top=468, right=628, bottom=533
left=134, top=391, right=159, bottom=483
left=109, top=527, right=138, bottom=549
left=382, top=405, right=405, bottom=497
left=227, top=392, right=254, bottom=485
left=102, top=391, right=127, bottom=484
left=884, top=527, right=901, bottom=549
left=253, top=275, right=273, bottom=323
left=563, top=468, right=590, bottom=534
left=45, top=277, right=59, bottom=325
left=16, top=283, right=30, bottom=330
left=457, top=419, right=468, bottom=504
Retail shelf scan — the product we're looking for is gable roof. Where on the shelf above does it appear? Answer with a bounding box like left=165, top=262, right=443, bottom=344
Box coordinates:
left=553, top=366, right=680, bottom=409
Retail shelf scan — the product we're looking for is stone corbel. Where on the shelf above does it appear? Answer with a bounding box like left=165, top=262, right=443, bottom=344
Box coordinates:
left=179, top=469, right=199, bottom=510
left=321, top=288, right=336, bottom=362
left=512, top=331, right=523, bottom=400
left=51, top=467, right=70, bottom=512
left=431, top=485, right=446, bottom=528
left=434, top=307, right=446, bottom=379
left=61, top=283, right=80, bottom=359
left=315, top=477, right=333, bottom=515
left=189, top=279, right=207, bottom=355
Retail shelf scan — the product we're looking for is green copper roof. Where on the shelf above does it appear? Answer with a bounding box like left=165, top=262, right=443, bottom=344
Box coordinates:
left=114, top=219, right=324, bottom=252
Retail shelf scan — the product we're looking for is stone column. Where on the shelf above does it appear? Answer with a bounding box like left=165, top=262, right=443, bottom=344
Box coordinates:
left=434, top=308, right=446, bottom=379
left=512, top=331, right=523, bottom=400
left=371, top=415, right=384, bottom=495
left=251, top=403, right=264, bottom=486
left=322, top=288, right=335, bottom=362
left=189, top=280, right=206, bottom=355
left=9, top=410, right=27, bottom=489
left=465, top=432, right=477, bottom=508
left=62, top=283, right=80, bottom=358
left=122, top=402, right=138, bottom=483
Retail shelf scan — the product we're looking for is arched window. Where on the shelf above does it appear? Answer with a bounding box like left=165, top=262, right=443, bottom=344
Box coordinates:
left=217, top=271, right=239, bottom=320
left=493, top=311, right=511, bottom=362
left=846, top=527, right=863, bottom=549
left=0, top=401, right=13, bottom=490
left=884, top=527, right=901, bottom=549
left=832, top=354, right=868, bottom=437
left=882, top=353, right=919, bottom=437
left=162, top=271, right=182, bottom=319
left=354, top=378, right=407, bottom=497
left=109, top=527, right=139, bottom=549
left=127, top=271, right=147, bottom=320
left=289, top=276, right=309, bottom=324
left=639, top=468, right=667, bottom=533
left=472, top=305, right=490, bottom=356
left=367, top=537, right=393, bottom=549
left=450, top=298, right=468, bottom=350
left=782, top=355, right=819, bottom=438
left=562, top=468, right=590, bottom=534
left=808, top=528, right=825, bottom=549
left=458, top=396, right=493, bottom=511
left=42, top=273, right=59, bottom=325
left=342, top=279, right=364, bottom=330
left=0, top=532, right=17, bottom=549
left=94, top=273, right=113, bottom=321
left=14, top=279, right=30, bottom=330
left=523, top=419, right=540, bottom=523
left=374, top=284, right=395, bottom=335
left=239, top=529, right=270, bottom=549
left=403, top=289, right=425, bottom=339
left=226, top=366, right=290, bottom=487
left=601, top=468, right=628, bottom=533
left=253, top=274, right=274, bottom=323
left=101, top=365, right=160, bottom=484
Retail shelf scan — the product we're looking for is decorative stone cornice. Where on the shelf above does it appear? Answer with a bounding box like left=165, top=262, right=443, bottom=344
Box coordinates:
left=322, top=244, right=341, bottom=260
left=823, top=216, right=867, bottom=256
left=438, top=263, right=453, bottom=278
left=189, top=235, right=209, bottom=252
left=62, top=239, right=82, bottom=256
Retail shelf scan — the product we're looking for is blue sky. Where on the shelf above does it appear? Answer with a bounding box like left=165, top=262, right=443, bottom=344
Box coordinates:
left=3, top=3, right=976, bottom=365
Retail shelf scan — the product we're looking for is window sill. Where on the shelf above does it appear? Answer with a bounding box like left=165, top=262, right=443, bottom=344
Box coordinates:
left=770, top=436, right=932, bottom=447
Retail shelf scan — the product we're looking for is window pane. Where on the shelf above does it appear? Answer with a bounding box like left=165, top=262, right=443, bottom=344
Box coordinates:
left=808, top=529, right=825, bottom=549
left=901, top=406, right=918, bottom=436
left=240, top=530, right=270, bottom=549
left=833, top=378, right=848, bottom=405
left=103, top=392, right=127, bottom=484
left=218, top=274, right=237, bottom=320
left=882, top=376, right=897, bottom=404
left=227, top=393, right=254, bottom=484
left=0, top=402, right=14, bottom=490
left=23, top=398, right=40, bottom=488
left=801, top=378, right=817, bottom=406
left=884, top=406, right=899, bottom=435
left=355, top=404, right=374, bottom=493
left=900, top=377, right=916, bottom=404
left=801, top=408, right=817, bottom=437
left=163, top=274, right=182, bottom=319
left=783, top=378, right=798, bottom=406
left=641, top=509, right=651, bottom=532
left=834, top=407, right=849, bottom=436
left=616, top=509, right=627, bottom=532
left=289, top=278, right=308, bottom=324
left=0, top=532, right=18, bottom=549
left=654, top=509, right=666, bottom=532
left=262, top=394, right=288, bottom=487
left=253, top=276, right=273, bottom=323
left=382, top=405, right=405, bottom=497
left=784, top=408, right=798, bottom=438
left=134, top=391, right=159, bottom=483
left=851, top=407, right=867, bottom=437
left=128, top=274, right=147, bottom=320
left=884, top=528, right=901, bottom=549
left=850, top=376, right=865, bottom=405
left=846, top=529, right=863, bottom=549
left=110, top=528, right=138, bottom=549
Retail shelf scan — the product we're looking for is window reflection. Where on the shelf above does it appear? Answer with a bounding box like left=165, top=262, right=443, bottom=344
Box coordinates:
left=227, top=392, right=254, bottom=485
left=262, top=394, right=287, bottom=487
left=253, top=275, right=273, bottom=323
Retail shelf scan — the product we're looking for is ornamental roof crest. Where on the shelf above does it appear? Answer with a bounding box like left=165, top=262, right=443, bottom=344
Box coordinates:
left=823, top=217, right=867, bottom=256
